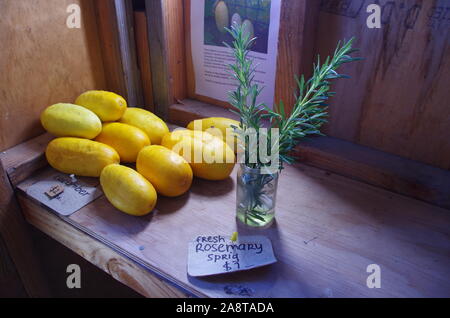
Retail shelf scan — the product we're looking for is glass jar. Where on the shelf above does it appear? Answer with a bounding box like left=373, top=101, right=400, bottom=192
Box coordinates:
left=236, top=164, right=279, bottom=227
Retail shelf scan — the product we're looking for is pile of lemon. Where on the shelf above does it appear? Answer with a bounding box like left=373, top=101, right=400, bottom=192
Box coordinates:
left=41, top=90, right=239, bottom=216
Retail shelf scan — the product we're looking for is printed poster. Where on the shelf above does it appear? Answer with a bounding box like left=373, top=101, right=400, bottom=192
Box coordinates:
left=191, top=0, right=282, bottom=109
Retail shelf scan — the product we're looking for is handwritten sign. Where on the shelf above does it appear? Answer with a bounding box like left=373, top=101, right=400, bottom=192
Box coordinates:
left=188, top=235, right=277, bottom=277
left=25, top=169, right=102, bottom=216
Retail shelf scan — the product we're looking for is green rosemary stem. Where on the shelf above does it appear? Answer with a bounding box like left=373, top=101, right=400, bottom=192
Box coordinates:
left=226, top=23, right=362, bottom=170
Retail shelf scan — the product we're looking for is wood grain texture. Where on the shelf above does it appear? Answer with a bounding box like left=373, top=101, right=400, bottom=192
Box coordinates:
left=134, top=10, right=155, bottom=111
left=28, top=226, right=142, bottom=298
left=315, top=0, right=450, bottom=169
left=274, top=0, right=319, bottom=113
left=94, top=0, right=143, bottom=106
left=17, top=162, right=450, bottom=298
left=18, top=196, right=187, bottom=298
left=0, top=161, right=50, bottom=297
left=296, top=136, right=450, bottom=210
left=169, top=99, right=239, bottom=127
left=114, top=0, right=144, bottom=106
left=94, top=0, right=126, bottom=96
left=0, top=133, right=53, bottom=187
left=146, top=0, right=172, bottom=119
left=164, top=0, right=187, bottom=102
left=0, top=0, right=106, bottom=151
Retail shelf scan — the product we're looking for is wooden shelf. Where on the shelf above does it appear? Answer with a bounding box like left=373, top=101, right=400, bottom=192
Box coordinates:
left=5, top=133, right=450, bottom=297
left=169, top=99, right=450, bottom=211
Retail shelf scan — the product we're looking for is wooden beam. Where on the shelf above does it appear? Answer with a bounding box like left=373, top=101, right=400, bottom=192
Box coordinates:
left=18, top=195, right=187, bottom=298
left=164, top=0, right=187, bottom=102
left=94, top=0, right=143, bottom=106
left=0, top=160, right=50, bottom=297
left=146, top=0, right=172, bottom=119
left=0, top=133, right=53, bottom=187
left=296, top=137, right=450, bottom=210
left=169, top=99, right=239, bottom=127
left=134, top=10, right=155, bottom=112
left=275, top=0, right=320, bottom=114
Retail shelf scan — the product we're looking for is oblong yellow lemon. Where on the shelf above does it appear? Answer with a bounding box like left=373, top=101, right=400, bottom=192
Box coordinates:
left=100, top=164, right=157, bottom=216
left=137, top=145, right=193, bottom=197
left=186, top=117, right=240, bottom=153
left=40, top=103, right=102, bottom=139
left=119, top=108, right=169, bottom=145
left=95, top=122, right=150, bottom=163
left=161, top=130, right=235, bottom=181
left=46, top=137, right=119, bottom=177
left=75, top=90, right=127, bottom=122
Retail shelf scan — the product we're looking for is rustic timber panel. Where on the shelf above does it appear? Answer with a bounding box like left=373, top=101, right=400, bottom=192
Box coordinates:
left=316, top=0, right=450, bottom=169
left=0, top=0, right=106, bottom=151
left=164, top=0, right=188, bottom=103
left=134, top=10, right=155, bottom=111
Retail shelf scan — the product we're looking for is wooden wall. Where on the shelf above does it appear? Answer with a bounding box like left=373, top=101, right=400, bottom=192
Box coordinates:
left=315, top=0, right=450, bottom=170
left=0, top=0, right=106, bottom=151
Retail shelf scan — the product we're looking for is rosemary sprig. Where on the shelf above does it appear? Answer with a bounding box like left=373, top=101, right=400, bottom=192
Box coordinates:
left=225, top=23, right=362, bottom=170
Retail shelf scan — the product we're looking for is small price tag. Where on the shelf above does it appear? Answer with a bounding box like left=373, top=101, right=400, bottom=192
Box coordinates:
left=25, top=169, right=102, bottom=216
left=45, top=184, right=65, bottom=199
left=188, top=235, right=277, bottom=277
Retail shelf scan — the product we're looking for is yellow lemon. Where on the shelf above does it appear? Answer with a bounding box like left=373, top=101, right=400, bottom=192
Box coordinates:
left=100, top=164, right=157, bottom=216
left=46, top=137, right=119, bottom=177
left=95, top=122, right=150, bottom=163
left=137, top=145, right=193, bottom=197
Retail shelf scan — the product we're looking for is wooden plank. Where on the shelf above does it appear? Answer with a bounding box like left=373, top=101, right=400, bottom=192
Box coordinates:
left=0, top=0, right=106, bottom=151
left=164, top=0, right=187, bottom=102
left=17, top=195, right=188, bottom=298
left=0, top=133, right=53, bottom=187
left=169, top=99, right=239, bottom=127
left=146, top=0, right=172, bottom=119
left=315, top=0, right=450, bottom=170
left=94, top=0, right=143, bottom=106
left=296, top=137, right=450, bottom=210
left=17, top=163, right=450, bottom=297
left=134, top=10, right=155, bottom=111
left=170, top=100, right=450, bottom=209
left=94, top=0, right=127, bottom=97
left=114, top=0, right=144, bottom=106
left=274, top=0, right=319, bottom=114
left=0, top=161, right=50, bottom=297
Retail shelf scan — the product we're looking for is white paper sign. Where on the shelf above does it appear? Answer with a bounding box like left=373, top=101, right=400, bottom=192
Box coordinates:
left=188, top=235, right=277, bottom=277
left=25, top=170, right=103, bottom=216
left=190, top=0, right=282, bottom=108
